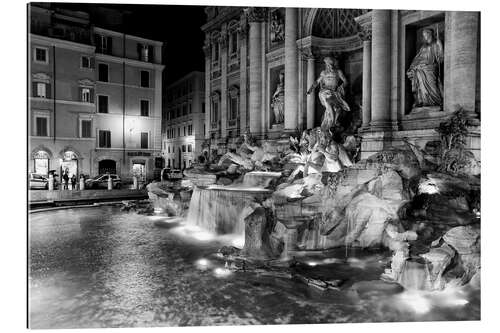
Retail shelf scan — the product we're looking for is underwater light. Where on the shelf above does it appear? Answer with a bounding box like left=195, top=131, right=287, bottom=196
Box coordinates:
left=213, top=267, right=232, bottom=278
left=195, top=258, right=211, bottom=270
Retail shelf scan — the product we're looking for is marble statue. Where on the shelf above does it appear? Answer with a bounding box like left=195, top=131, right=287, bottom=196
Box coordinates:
left=271, top=72, right=285, bottom=124
left=406, top=28, right=444, bottom=108
left=270, top=12, right=285, bottom=43
left=307, top=57, right=351, bottom=131
left=218, top=134, right=278, bottom=171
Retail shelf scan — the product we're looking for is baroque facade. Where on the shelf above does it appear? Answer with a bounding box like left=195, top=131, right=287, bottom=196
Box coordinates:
left=29, top=4, right=165, bottom=182
left=201, top=7, right=480, bottom=160
left=163, top=71, right=206, bottom=169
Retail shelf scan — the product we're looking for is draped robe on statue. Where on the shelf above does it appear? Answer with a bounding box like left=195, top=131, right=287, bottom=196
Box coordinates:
left=407, top=38, right=444, bottom=108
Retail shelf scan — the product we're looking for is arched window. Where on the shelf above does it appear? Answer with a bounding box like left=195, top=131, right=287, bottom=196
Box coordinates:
left=33, top=150, right=50, bottom=176
left=312, top=9, right=365, bottom=39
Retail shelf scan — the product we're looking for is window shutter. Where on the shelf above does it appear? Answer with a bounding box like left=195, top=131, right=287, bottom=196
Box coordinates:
left=46, top=83, right=51, bottom=99
left=107, top=36, right=113, bottom=54
left=90, top=57, right=95, bottom=69
left=137, top=43, right=142, bottom=58
left=89, top=88, right=95, bottom=103
left=148, top=45, right=154, bottom=62
left=32, top=82, right=38, bottom=97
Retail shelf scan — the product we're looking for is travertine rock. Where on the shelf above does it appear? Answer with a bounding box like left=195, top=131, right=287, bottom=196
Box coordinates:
left=242, top=206, right=277, bottom=259
left=443, top=225, right=480, bottom=255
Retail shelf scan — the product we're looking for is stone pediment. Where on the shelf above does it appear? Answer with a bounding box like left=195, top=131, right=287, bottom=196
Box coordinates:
left=32, top=72, right=51, bottom=82
left=78, top=78, right=95, bottom=87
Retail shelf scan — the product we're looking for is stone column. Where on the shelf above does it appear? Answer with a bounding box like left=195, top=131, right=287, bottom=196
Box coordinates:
left=284, top=7, right=299, bottom=131
left=306, top=51, right=316, bottom=129
left=444, top=11, right=479, bottom=113
left=362, top=38, right=372, bottom=128
left=238, top=16, right=248, bottom=133
left=370, top=10, right=392, bottom=130
left=247, top=8, right=266, bottom=135
left=220, top=28, right=228, bottom=139
left=203, top=37, right=211, bottom=140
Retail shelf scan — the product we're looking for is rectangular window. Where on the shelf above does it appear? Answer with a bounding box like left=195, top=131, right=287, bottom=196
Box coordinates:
left=99, top=130, right=111, bottom=148
left=34, top=47, right=47, bottom=63
left=81, top=88, right=91, bottom=103
left=202, top=103, right=205, bottom=114
left=140, top=100, right=149, bottom=117
left=182, top=145, right=186, bottom=152
left=81, top=120, right=92, bottom=138
left=183, top=127, right=186, bottom=136
left=188, top=144, right=192, bottom=152
left=81, top=56, right=91, bottom=69
left=141, top=132, right=148, bottom=149
left=98, top=95, right=108, bottom=113
left=36, top=83, right=46, bottom=98
left=140, top=70, right=150, bottom=88
left=177, top=127, right=180, bottom=137
left=98, top=63, right=108, bottom=82
left=35, top=117, right=48, bottom=136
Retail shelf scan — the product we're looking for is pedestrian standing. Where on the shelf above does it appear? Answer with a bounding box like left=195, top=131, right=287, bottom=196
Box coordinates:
left=62, top=170, right=69, bottom=190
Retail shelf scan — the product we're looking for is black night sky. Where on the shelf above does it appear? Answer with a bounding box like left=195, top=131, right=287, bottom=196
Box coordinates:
left=46, top=2, right=206, bottom=85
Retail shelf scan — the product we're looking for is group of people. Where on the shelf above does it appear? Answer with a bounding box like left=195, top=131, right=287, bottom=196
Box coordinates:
left=61, top=169, right=78, bottom=190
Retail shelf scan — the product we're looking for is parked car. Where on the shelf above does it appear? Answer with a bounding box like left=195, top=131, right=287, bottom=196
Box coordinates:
left=161, top=168, right=183, bottom=180
left=85, top=174, right=122, bottom=189
left=29, top=173, right=49, bottom=190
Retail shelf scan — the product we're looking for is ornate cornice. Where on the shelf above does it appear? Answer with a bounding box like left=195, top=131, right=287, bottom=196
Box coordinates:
left=354, top=11, right=372, bottom=41
left=358, top=28, right=372, bottom=41
left=32, top=72, right=51, bottom=82
left=245, top=7, right=268, bottom=23
left=301, top=46, right=321, bottom=60
left=78, top=78, right=95, bottom=87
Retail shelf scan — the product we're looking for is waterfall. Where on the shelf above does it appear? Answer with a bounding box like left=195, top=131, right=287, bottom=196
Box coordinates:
left=397, top=260, right=432, bottom=290
left=186, top=186, right=267, bottom=236
left=242, top=171, right=281, bottom=188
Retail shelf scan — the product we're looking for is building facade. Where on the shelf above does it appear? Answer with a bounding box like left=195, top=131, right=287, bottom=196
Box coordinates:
left=29, top=4, right=165, bottom=182
left=201, top=7, right=480, bottom=160
left=163, top=71, right=206, bottom=169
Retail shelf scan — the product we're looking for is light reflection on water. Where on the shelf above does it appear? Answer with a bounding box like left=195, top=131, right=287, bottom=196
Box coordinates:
left=29, top=206, right=480, bottom=329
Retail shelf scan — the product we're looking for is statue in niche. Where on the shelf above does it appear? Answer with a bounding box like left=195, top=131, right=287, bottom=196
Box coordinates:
left=406, top=28, right=444, bottom=109
left=271, top=72, right=285, bottom=125
left=270, top=11, right=285, bottom=43
left=307, top=57, right=351, bottom=131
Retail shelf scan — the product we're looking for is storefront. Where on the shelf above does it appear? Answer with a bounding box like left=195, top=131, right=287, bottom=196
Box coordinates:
left=98, top=159, right=117, bottom=175
left=60, top=150, right=79, bottom=178
left=131, top=160, right=146, bottom=182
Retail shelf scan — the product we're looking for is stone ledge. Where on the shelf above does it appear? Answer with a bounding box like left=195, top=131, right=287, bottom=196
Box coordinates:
left=29, top=189, right=148, bottom=204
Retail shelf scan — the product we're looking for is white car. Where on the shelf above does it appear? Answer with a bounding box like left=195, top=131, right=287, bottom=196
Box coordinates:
left=29, top=173, right=49, bottom=190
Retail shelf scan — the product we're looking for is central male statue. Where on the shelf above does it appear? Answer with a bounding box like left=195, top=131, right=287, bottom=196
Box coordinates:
left=307, top=56, right=351, bottom=131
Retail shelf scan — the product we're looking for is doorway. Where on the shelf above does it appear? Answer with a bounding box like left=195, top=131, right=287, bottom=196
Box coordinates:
left=132, top=161, right=146, bottom=182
